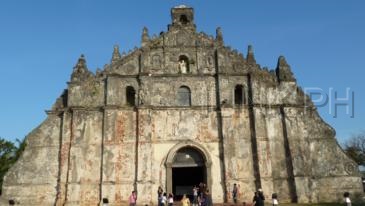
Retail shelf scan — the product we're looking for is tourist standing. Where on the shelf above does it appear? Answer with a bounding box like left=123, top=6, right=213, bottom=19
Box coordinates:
left=344, top=192, right=352, bottom=206
left=200, top=192, right=206, bottom=206
left=181, top=194, right=191, bottom=206
left=160, top=192, right=167, bottom=206
left=129, top=191, right=137, bottom=206
left=232, top=183, right=238, bottom=204
left=252, top=192, right=259, bottom=206
left=158, top=186, right=163, bottom=204
left=204, top=189, right=213, bottom=206
left=253, top=189, right=265, bottom=206
left=168, top=193, right=174, bottom=206
left=258, top=189, right=265, bottom=206
left=192, top=186, right=199, bottom=206
left=272, top=193, right=278, bottom=206
left=199, top=182, right=207, bottom=206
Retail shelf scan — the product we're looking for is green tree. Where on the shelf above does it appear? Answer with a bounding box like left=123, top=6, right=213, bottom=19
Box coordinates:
left=0, top=137, right=26, bottom=195
left=343, top=131, right=365, bottom=167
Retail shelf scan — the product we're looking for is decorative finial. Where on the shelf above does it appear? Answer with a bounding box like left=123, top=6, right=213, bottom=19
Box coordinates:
left=246, top=45, right=256, bottom=64
left=216, top=27, right=223, bottom=45
left=248, top=45, right=253, bottom=54
left=142, top=26, right=149, bottom=47
left=111, top=45, right=121, bottom=63
left=71, top=54, right=93, bottom=82
left=76, top=54, right=87, bottom=69
left=276, top=55, right=295, bottom=82
left=95, top=68, right=103, bottom=77
left=143, top=27, right=148, bottom=35
left=278, top=56, right=288, bottom=67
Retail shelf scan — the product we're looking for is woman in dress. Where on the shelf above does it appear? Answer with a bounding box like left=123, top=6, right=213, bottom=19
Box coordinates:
left=181, top=194, right=191, bottom=206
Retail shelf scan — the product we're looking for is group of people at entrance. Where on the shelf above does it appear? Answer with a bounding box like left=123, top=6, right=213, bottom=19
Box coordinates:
left=192, top=183, right=213, bottom=206
left=157, top=187, right=174, bottom=206
left=157, top=182, right=213, bottom=206
left=129, top=185, right=355, bottom=206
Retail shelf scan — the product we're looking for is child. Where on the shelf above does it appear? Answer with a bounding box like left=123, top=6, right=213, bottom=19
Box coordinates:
left=272, top=193, right=278, bottom=206
left=168, top=193, right=174, bottom=206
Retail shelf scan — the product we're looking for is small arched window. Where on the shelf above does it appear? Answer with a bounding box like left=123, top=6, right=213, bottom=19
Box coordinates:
left=126, top=86, right=136, bottom=106
left=177, top=86, right=191, bottom=106
left=234, top=85, right=245, bottom=105
left=180, top=15, right=189, bottom=25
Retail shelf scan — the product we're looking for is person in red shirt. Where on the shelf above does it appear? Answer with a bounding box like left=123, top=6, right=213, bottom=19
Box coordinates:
left=129, top=191, right=137, bottom=206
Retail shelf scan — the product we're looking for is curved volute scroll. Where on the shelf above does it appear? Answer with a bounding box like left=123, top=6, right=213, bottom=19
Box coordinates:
left=70, top=54, right=93, bottom=82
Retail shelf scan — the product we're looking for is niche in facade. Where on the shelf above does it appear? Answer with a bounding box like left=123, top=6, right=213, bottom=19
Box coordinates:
left=178, top=55, right=190, bottom=74
left=126, top=86, right=136, bottom=106
left=180, top=14, right=189, bottom=25
left=234, top=85, right=246, bottom=105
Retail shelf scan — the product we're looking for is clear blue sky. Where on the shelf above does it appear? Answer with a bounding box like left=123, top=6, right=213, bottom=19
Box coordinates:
left=0, top=1, right=364, bottom=145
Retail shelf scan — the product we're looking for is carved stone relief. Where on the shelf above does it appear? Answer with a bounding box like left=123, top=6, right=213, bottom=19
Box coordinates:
left=125, top=64, right=136, bottom=74
left=151, top=54, right=161, bottom=69
left=176, top=31, right=190, bottom=46
left=206, top=55, right=214, bottom=72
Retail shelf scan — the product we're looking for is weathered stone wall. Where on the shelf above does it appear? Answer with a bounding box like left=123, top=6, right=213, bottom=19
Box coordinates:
left=219, top=76, right=248, bottom=106
left=221, top=108, right=256, bottom=202
left=65, top=110, right=103, bottom=205
left=106, top=77, right=139, bottom=106
left=253, top=107, right=293, bottom=202
left=1, top=5, right=363, bottom=206
left=68, top=79, right=105, bottom=107
left=285, top=108, right=362, bottom=203
left=2, top=116, right=61, bottom=205
left=100, top=108, right=227, bottom=205
left=102, top=109, right=137, bottom=205
left=138, top=109, right=224, bottom=204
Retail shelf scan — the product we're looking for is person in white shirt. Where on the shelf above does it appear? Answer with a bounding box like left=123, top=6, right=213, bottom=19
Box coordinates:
left=160, top=192, right=167, bottom=206
left=168, top=193, right=174, bottom=206
left=193, top=186, right=199, bottom=206
left=272, top=193, right=278, bottom=206
left=343, top=192, right=351, bottom=206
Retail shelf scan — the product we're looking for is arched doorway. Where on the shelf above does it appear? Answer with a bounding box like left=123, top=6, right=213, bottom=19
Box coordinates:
left=172, top=147, right=205, bottom=199
left=166, top=142, right=212, bottom=200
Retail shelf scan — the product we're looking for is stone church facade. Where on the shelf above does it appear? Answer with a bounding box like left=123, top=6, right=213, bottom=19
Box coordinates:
left=1, top=5, right=363, bottom=206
